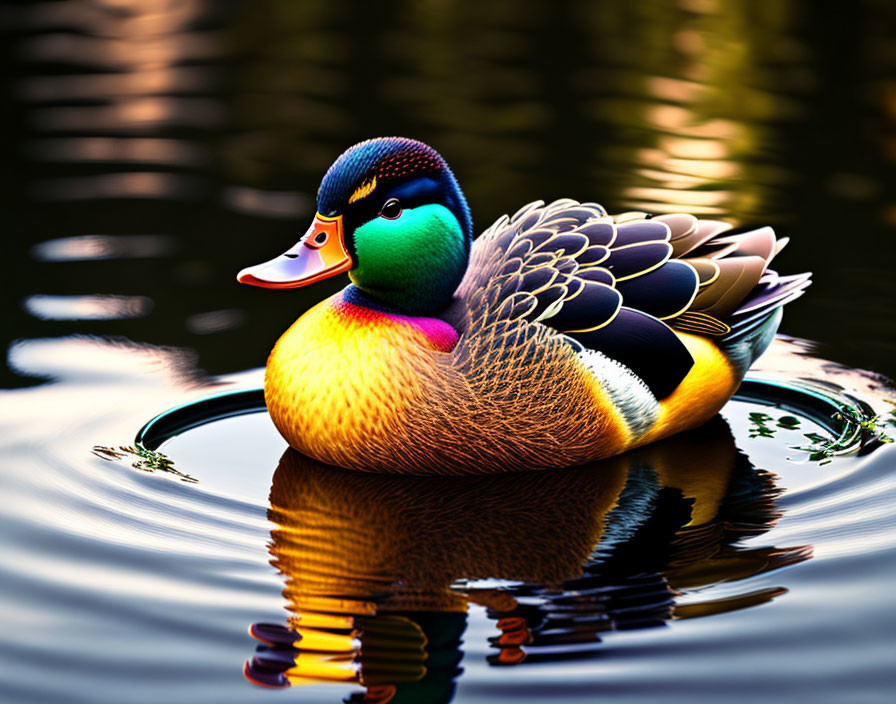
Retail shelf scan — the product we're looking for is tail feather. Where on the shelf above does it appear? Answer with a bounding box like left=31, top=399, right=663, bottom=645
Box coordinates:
left=672, top=218, right=810, bottom=347
left=726, top=271, right=811, bottom=341
left=670, top=219, right=811, bottom=373
left=731, top=272, right=812, bottom=318
left=719, top=307, right=784, bottom=375
left=716, top=270, right=810, bottom=373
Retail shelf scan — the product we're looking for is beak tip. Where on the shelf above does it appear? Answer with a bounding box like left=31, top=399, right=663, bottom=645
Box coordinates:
left=236, top=268, right=257, bottom=285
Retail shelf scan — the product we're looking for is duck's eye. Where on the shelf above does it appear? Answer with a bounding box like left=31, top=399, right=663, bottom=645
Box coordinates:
left=313, top=231, right=328, bottom=245
left=380, top=198, right=402, bottom=220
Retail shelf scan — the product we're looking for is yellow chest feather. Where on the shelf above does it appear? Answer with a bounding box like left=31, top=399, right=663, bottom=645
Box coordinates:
left=264, top=295, right=440, bottom=467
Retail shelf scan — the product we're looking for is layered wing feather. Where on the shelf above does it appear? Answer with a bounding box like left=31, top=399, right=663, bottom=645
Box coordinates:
left=456, top=200, right=809, bottom=400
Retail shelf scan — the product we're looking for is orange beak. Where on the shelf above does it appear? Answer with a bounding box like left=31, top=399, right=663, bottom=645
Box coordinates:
left=237, top=213, right=352, bottom=289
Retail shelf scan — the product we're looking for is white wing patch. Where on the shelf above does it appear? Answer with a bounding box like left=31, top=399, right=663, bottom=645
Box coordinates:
left=576, top=347, right=659, bottom=439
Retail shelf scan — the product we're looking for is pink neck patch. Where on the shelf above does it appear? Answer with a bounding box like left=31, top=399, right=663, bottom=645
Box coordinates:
left=335, top=298, right=459, bottom=352
left=392, top=314, right=459, bottom=352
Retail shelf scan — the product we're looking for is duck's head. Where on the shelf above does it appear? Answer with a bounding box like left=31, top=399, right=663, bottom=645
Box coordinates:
left=238, top=137, right=473, bottom=314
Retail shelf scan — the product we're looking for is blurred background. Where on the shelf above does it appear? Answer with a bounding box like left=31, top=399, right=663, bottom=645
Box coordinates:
left=2, top=0, right=895, bottom=387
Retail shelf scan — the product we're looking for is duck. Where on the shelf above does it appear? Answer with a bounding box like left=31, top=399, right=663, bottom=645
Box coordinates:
left=237, top=136, right=810, bottom=474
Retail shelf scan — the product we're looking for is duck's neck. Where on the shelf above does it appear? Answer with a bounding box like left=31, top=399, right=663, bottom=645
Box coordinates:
left=341, top=285, right=403, bottom=314
left=340, top=286, right=459, bottom=351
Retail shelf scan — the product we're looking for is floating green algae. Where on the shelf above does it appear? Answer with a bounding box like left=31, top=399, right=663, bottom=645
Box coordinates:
left=92, top=444, right=198, bottom=483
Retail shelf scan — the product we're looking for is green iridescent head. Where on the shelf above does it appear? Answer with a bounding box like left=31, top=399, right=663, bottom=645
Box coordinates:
left=238, top=137, right=473, bottom=315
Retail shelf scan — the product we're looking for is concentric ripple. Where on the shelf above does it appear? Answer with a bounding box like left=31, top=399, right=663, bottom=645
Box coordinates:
left=144, top=339, right=896, bottom=700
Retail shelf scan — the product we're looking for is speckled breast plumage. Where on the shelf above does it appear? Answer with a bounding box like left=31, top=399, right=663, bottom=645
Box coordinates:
left=265, top=289, right=628, bottom=474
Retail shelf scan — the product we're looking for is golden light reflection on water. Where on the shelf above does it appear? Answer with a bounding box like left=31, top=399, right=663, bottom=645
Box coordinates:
left=30, top=234, right=177, bottom=261
left=16, top=0, right=226, bottom=202
left=26, top=137, right=207, bottom=167
left=6, top=0, right=836, bottom=224
left=577, top=0, right=806, bottom=223
left=19, top=67, right=217, bottom=102
left=23, top=293, right=154, bottom=320
left=30, top=172, right=202, bottom=200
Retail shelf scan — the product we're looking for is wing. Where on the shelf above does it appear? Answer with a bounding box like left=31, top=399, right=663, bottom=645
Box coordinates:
left=456, top=200, right=809, bottom=399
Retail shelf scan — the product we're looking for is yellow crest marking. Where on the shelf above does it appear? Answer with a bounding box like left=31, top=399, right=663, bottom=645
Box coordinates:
left=348, top=177, right=377, bottom=204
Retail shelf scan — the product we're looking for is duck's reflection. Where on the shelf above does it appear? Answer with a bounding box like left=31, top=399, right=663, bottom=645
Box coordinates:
left=245, top=417, right=810, bottom=700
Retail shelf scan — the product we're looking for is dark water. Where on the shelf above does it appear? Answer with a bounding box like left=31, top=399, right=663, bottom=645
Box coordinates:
left=2, top=1, right=896, bottom=703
